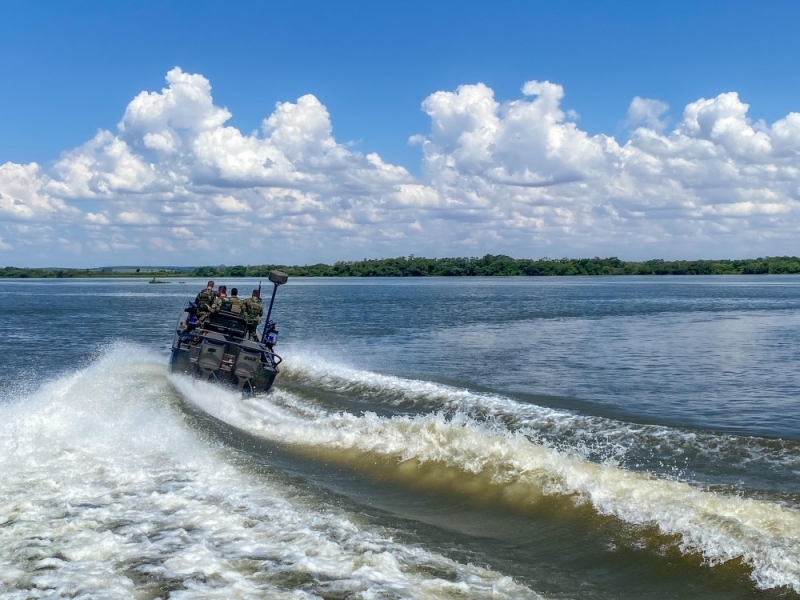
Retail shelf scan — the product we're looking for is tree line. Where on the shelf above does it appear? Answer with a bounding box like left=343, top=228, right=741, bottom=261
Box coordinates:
left=0, top=267, right=182, bottom=278
left=7, top=254, right=800, bottom=278
left=4, top=255, right=800, bottom=279
left=199, top=256, right=800, bottom=277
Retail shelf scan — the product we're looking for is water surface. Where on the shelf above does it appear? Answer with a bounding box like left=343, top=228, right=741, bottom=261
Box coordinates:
left=1, top=276, right=799, bottom=598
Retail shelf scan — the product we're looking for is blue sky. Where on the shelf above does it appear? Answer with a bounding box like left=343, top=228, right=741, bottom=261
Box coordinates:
left=1, top=1, right=800, bottom=267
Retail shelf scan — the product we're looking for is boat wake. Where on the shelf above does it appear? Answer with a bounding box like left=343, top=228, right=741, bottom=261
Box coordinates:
left=0, top=343, right=542, bottom=600
left=280, top=351, right=800, bottom=492
left=4, top=343, right=800, bottom=595
left=173, top=350, right=800, bottom=594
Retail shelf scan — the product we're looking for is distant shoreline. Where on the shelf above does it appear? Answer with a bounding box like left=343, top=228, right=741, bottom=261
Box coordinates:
left=4, top=255, right=800, bottom=278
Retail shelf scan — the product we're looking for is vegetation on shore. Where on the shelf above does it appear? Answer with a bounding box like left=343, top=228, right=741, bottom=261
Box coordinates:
left=0, top=267, right=185, bottom=279
left=4, top=255, right=800, bottom=278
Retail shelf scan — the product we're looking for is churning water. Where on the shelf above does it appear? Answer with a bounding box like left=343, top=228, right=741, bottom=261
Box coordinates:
left=2, top=276, right=800, bottom=598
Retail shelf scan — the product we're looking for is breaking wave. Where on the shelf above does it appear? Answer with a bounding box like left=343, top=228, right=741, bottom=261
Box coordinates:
left=0, top=344, right=543, bottom=599
left=280, top=352, right=800, bottom=490
left=173, top=352, right=800, bottom=593
left=5, top=343, right=800, bottom=595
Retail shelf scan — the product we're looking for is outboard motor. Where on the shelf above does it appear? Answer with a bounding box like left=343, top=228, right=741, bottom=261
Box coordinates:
left=197, top=334, right=226, bottom=377
left=233, top=343, right=262, bottom=388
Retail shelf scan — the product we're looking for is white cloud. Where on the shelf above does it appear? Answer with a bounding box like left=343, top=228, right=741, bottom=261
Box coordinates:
left=85, top=212, right=110, bottom=225
left=118, top=211, right=160, bottom=226
left=679, top=92, right=772, bottom=159
left=212, top=194, right=251, bottom=214
left=2, top=68, right=800, bottom=266
left=119, top=67, right=231, bottom=154
left=49, top=131, right=160, bottom=198
left=171, top=226, right=194, bottom=238
left=417, top=80, right=609, bottom=196
left=412, top=81, right=800, bottom=256
left=0, top=162, right=76, bottom=220
left=627, top=96, right=670, bottom=132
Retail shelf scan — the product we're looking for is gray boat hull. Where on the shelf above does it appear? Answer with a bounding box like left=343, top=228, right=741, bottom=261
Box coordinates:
left=169, top=308, right=281, bottom=395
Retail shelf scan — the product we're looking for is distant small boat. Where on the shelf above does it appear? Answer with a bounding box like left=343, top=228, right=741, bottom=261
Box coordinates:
left=149, top=277, right=169, bottom=284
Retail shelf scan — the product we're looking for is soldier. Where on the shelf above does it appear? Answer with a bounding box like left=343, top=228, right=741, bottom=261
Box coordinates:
left=243, top=289, right=263, bottom=341
left=211, top=285, right=229, bottom=313
left=227, top=288, right=244, bottom=315
left=194, top=280, right=216, bottom=326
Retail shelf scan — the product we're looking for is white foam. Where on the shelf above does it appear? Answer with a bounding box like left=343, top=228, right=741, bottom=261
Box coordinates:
left=0, top=343, right=543, bottom=599
left=282, top=351, right=800, bottom=477
left=178, top=378, right=800, bottom=593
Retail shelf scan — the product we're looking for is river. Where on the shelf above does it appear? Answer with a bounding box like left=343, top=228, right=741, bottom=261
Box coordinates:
left=1, top=276, right=799, bottom=598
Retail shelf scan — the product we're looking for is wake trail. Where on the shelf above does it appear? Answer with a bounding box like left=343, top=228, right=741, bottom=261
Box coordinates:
left=0, top=343, right=544, bottom=600
left=280, top=351, right=800, bottom=485
left=173, top=364, right=800, bottom=593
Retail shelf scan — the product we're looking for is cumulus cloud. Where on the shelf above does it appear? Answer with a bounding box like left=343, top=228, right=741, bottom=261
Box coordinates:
left=0, top=163, right=76, bottom=220
left=627, top=97, right=670, bottom=132
left=413, top=81, right=800, bottom=255
left=1, top=68, right=800, bottom=266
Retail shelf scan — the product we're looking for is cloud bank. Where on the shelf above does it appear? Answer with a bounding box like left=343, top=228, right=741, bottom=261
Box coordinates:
left=2, top=67, right=800, bottom=266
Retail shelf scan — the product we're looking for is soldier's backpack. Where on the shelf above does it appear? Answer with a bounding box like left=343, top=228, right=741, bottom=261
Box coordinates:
left=195, top=288, right=216, bottom=311
left=228, top=297, right=243, bottom=314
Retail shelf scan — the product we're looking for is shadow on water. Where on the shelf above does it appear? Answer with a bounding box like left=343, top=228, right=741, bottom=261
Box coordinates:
left=174, top=390, right=796, bottom=600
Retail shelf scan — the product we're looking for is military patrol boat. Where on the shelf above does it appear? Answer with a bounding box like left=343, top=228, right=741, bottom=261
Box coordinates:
left=170, top=271, right=289, bottom=394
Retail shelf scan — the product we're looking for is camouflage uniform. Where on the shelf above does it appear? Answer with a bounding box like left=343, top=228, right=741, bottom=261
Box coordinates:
left=212, top=294, right=231, bottom=313
left=243, top=296, right=263, bottom=341
left=227, top=296, right=244, bottom=315
left=194, top=286, right=217, bottom=327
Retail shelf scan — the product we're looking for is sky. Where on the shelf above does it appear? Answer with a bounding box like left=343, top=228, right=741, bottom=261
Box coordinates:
left=1, top=0, right=800, bottom=267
